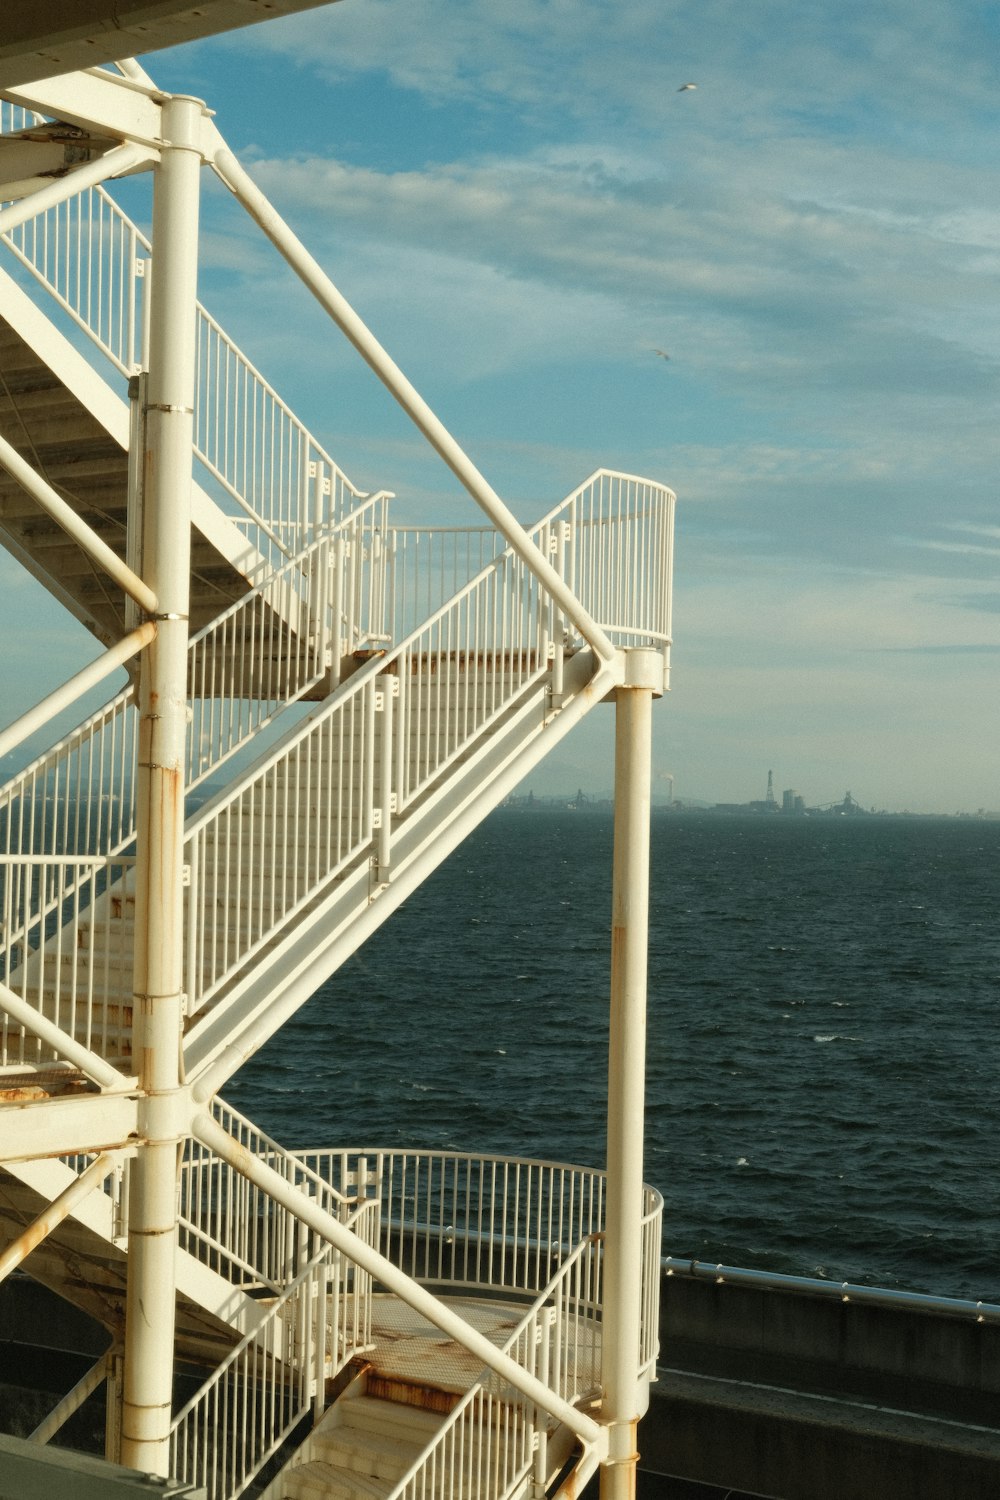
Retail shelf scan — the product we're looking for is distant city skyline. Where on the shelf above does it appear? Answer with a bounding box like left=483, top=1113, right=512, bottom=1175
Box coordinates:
left=0, top=2, right=997, bottom=815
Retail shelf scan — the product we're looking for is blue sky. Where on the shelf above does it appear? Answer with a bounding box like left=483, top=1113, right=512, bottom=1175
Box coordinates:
left=7, top=1, right=1000, bottom=811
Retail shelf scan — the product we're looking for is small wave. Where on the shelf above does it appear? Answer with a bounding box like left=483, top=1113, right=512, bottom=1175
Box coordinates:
left=814, top=1034, right=837, bottom=1043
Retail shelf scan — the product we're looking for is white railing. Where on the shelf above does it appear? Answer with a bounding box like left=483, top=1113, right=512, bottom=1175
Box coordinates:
left=1, top=173, right=148, bottom=374
left=639, top=1185, right=662, bottom=1378
left=0, top=498, right=387, bottom=1069
left=385, top=525, right=504, bottom=640
left=0, top=103, right=39, bottom=135
left=0, top=686, right=139, bottom=1066
left=385, top=471, right=675, bottom=657
left=293, top=1148, right=660, bottom=1315
left=0, top=177, right=371, bottom=553
left=181, top=545, right=550, bottom=1016
left=186, top=493, right=389, bottom=785
left=387, top=1233, right=603, bottom=1500
left=169, top=1194, right=379, bottom=1500
left=178, top=1099, right=356, bottom=1293
left=301, top=1149, right=606, bottom=1297
left=0, top=855, right=136, bottom=1066
left=192, top=306, right=371, bottom=558
left=296, top=1147, right=661, bottom=1385
left=182, top=472, right=673, bottom=1020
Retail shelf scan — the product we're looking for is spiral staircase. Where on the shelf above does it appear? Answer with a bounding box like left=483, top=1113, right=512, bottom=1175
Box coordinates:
left=0, top=57, right=672, bottom=1500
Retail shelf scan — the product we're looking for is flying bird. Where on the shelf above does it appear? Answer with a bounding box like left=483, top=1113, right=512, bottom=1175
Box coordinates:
left=677, top=82, right=697, bottom=91
left=652, top=348, right=671, bottom=360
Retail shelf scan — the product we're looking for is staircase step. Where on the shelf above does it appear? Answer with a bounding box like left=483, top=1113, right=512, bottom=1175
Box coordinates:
left=341, top=1395, right=444, bottom=1441
left=314, top=1421, right=428, bottom=1480
left=283, top=1459, right=390, bottom=1500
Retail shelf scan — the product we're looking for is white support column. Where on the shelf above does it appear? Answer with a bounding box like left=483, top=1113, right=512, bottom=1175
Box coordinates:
left=601, top=648, right=660, bottom=1500
left=120, top=93, right=204, bottom=1478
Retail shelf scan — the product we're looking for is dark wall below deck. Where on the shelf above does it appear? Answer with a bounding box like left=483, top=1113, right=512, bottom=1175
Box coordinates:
left=645, top=1270, right=1000, bottom=1500
left=3, top=1266, right=1000, bottom=1499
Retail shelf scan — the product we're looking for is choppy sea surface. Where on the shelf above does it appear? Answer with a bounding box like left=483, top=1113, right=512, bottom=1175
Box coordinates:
left=225, top=809, right=1000, bottom=1304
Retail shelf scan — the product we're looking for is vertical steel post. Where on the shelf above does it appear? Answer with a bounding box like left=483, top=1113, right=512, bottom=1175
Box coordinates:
left=600, top=648, right=661, bottom=1500
left=120, top=94, right=203, bottom=1478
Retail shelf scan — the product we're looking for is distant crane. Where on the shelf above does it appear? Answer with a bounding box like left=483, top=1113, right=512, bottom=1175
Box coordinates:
left=814, top=791, right=867, bottom=815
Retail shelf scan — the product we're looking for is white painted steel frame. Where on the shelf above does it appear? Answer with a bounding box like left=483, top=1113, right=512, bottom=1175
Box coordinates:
left=169, top=1196, right=380, bottom=1500
left=601, top=652, right=658, bottom=1499
left=0, top=61, right=673, bottom=1500
left=121, top=91, right=203, bottom=1477
left=212, top=145, right=621, bottom=667
left=192, top=1109, right=608, bottom=1457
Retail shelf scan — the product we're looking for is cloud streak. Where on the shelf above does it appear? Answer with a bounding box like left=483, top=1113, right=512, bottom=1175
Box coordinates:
left=143, top=0, right=1000, bottom=808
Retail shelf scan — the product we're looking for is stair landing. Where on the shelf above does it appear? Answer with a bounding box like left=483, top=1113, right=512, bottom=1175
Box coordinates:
left=366, top=1294, right=530, bottom=1398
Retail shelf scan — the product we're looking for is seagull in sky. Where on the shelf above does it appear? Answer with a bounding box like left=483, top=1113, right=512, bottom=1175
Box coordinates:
left=677, top=82, right=697, bottom=91
left=652, top=348, right=671, bottom=360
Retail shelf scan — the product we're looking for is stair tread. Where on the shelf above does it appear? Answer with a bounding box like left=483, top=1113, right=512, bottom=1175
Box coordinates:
left=316, top=1422, right=426, bottom=1472
left=285, top=1460, right=391, bottom=1499
left=342, top=1396, right=444, bottom=1437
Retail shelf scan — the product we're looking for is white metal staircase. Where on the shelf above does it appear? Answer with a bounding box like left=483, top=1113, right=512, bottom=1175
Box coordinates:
left=0, top=59, right=672, bottom=1500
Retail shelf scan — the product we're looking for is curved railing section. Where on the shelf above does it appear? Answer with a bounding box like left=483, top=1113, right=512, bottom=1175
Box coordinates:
left=183, top=472, right=673, bottom=1020
left=293, top=1149, right=660, bottom=1325
left=0, top=174, right=371, bottom=555
left=386, top=471, right=675, bottom=660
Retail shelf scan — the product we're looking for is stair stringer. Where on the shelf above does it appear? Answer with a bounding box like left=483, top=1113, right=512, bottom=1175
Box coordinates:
left=0, top=262, right=274, bottom=636
left=0, top=1156, right=267, bottom=1358
left=183, top=646, right=620, bottom=1091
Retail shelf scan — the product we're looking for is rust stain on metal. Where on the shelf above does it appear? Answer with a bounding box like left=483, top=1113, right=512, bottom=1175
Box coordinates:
left=365, top=1372, right=460, bottom=1414
left=7, top=1211, right=61, bottom=1263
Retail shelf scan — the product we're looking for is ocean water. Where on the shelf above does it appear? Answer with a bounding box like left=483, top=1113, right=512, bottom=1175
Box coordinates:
left=224, top=809, right=1000, bottom=1304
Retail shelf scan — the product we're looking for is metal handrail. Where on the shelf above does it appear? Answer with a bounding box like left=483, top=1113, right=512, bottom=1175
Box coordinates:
left=386, top=1231, right=603, bottom=1500
left=181, top=472, right=673, bottom=1018
left=177, top=1097, right=354, bottom=1292
left=169, top=1195, right=379, bottom=1500
left=662, top=1256, right=1000, bottom=1325
left=0, top=174, right=369, bottom=553
left=0, top=505, right=385, bottom=1069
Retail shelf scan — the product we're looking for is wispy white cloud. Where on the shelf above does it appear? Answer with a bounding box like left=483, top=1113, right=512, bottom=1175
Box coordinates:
left=137, top=1, right=1000, bottom=808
